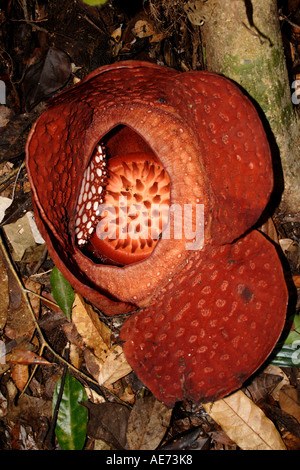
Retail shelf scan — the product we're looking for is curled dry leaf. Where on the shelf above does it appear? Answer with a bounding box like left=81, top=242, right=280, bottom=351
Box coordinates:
left=9, top=393, right=52, bottom=422
left=131, top=20, right=165, bottom=43
left=0, top=390, right=8, bottom=418
left=84, top=344, right=132, bottom=388
left=293, top=275, right=300, bottom=288
left=244, top=372, right=284, bottom=403
left=258, top=216, right=279, bottom=244
left=5, top=278, right=41, bottom=341
left=0, top=250, right=9, bottom=330
left=279, top=238, right=300, bottom=273
left=23, top=46, right=72, bottom=111
left=162, top=427, right=208, bottom=450
left=96, top=344, right=132, bottom=387
left=263, top=365, right=290, bottom=400
left=202, top=390, right=286, bottom=450
left=85, top=401, right=130, bottom=450
left=184, top=0, right=212, bottom=26
left=72, top=294, right=132, bottom=387
left=3, top=210, right=39, bottom=261
left=72, top=293, right=111, bottom=360
left=279, top=386, right=300, bottom=424
left=11, top=364, right=29, bottom=392
left=6, top=349, right=51, bottom=365
left=126, top=395, right=172, bottom=450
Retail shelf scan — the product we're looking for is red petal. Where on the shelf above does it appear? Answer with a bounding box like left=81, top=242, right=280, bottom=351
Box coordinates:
left=120, top=230, right=288, bottom=406
left=26, top=61, right=274, bottom=313
left=179, top=72, right=273, bottom=244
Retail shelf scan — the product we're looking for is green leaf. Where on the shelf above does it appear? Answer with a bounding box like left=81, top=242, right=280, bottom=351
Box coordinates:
left=283, top=314, right=300, bottom=345
left=82, top=0, right=108, bottom=5
left=270, top=343, right=300, bottom=367
left=294, top=314, right=300, bottom=332
left=50, top=266, right=75, bottom=320
left=53, top=371, right=88, bottom=450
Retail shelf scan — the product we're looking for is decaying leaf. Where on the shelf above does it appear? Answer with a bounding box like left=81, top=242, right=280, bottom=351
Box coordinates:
left=7, top=349, right=51, bottom=365
left=279, top=238, right=300, bottom=273
left=126, top=395, right=172, bottom=450
left=8, top=423, right=38, bottom=450
left=0, top=390, right=8, bottom=418
left=72, top=294, right=111, bottom=360
left=1, top=193, right=32, bottom=228
left=202, top=390, right=286, bottom=450
left=97, top=345, right=132, bottom=387
left=258, top=215, right=279, bottom=244
left=263, top=365, right=290, bottom=400
left=0, top=197, right=12, bottom=224
left=0, top=249, right=9, bottom=330
left=5, top=278, right=41, bottom=341
left=293, top=275, right=300, bottom=288
left=85, top=401, right=130, bottom=450
left=23, top=47, right=72, bottom=110
left=279, top=386, right=300, bottom=424
left=184, top=0, right=212, bottom=26
left=131, top=20, right=164, bottom=43
left=84, top=345, right=132, bottom=388
left=162, top=426, right=208, bottom=450
left=8, top=393, right=52, bottom=423
left=11, top=364, right=29, bottom=391
left=72, top=294, right=132, bottom=386
left=244, top=372, right=284, bottom=403
left=111, top=24, right=123, bottom=43
left=3, top=210, right=38, bottom=261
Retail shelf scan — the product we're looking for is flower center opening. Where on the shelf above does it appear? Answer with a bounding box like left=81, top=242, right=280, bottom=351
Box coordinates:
left=75, top=132, right=170, bottom=266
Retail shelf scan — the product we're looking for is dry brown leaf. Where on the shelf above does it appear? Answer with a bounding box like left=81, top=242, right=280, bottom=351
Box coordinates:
left=72, top=293, right=111, bottom=360
left=111, top=24, right=123, bottom=43
left=263, top=365, right=290, bottom=400
left=132, top=20, right=154, bottom=38
left=5, top=278, right=41, bottom=340
left=244, top=372, right=283, bottom=403
left=126, top=395, right=172, bottom=450
left=202, top=390, right=286, bottom=450
left=279, top=239, right=300, bottom=273
left=25, top=278, right=41, bottom=318
left=84, top=385, right=106, bottom=405
left=118, top=385, right=135, bottom=406
left=85, top=401, right=130, bottom=450
left=258, top=216, right=279, bottom=244
left=84, top=345, right=132, bottom=387
left=293, top=275, right=300, bottom=288
left=132, top=20, right=165, bottom=43
left=9, top=393, right=52, bottom=421
left=11, top=364, right=29, bottom=391
left=7, top=349, right=51, bottom=365
left=69, top=343, right=82, bottom=370
left=3, top=213, right=38, bottom=261
left=184, top=0, right=212, bottom=26
left=281, top=432, right=300, bottom=451
left=72, top=294, right=132, bottom=386
left=98, top=344, right=132, bottom=387
left=279, top=386, right=300, bottom=424
left=0, top=251, right=9, bottom=330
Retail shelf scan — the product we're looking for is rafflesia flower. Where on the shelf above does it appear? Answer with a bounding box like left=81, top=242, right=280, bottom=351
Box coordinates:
left=26, top=61, right=288, bottom=406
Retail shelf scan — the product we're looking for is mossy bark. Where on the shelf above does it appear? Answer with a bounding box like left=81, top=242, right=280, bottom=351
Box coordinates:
left=200, top=0, right=300, bottom=217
